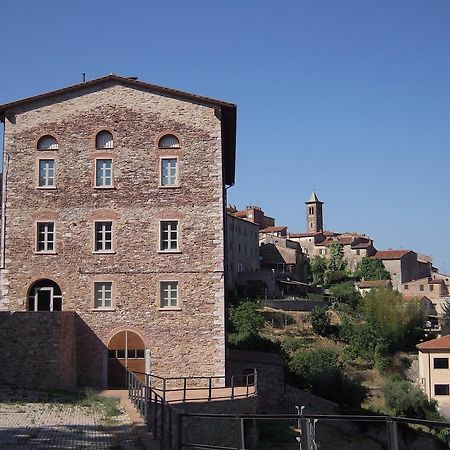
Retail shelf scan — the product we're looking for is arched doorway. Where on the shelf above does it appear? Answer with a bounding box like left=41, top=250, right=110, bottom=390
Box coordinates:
left=28, top=279, right=62, bottom=311
left=107, top=330, right=146, bottom=388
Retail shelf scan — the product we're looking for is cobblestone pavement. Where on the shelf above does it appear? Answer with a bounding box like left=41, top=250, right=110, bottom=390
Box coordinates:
left=0, top=388, right=141, bottom=449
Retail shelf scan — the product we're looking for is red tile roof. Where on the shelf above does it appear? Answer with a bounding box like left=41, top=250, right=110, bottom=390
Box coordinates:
left=372, top=250, right=411, bottom=260
left=352, top=242, right=373, bottom=249
left=259, top=226, right=287, bottom=233
left=289, top=232, right=323, bottom=238
left=417, top=334, right=450, bottom=351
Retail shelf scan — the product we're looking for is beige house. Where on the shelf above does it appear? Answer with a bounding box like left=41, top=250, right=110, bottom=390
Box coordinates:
left=0, top=74, right=236, bottom=389
left=417, top=335, right=450, bottom=417
left=403, top=277, right=449, bottom=301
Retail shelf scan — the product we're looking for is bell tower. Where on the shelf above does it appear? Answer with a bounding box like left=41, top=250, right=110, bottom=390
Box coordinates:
left=305, top=191, right=324, bottom=233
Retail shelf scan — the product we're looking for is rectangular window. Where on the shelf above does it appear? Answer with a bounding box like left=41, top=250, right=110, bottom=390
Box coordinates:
left=161, top=158, right=178, bottom=186
left=420, top=285, right=424, bottom=292
left=434, top=384, right=449, bottom=396
left=37, top=222, right=55, bottom=252
left=434, top=358, right=449, bottom=369
left=94, top=282, right=112, bottom=308
left=38, top=159, right=55, bottom=187
left=430, top=285, right=434, bottom=292
left=356, top=249, right=360, bottom=256
left=95, top=159, right=113, bottom=187
left=404, top=284, right=409, bottom=290
left=94, top=221, right=113, bottom=252
left=160, top=221, right=179, bottom=251
left=160, top=281, right=178, bottom=308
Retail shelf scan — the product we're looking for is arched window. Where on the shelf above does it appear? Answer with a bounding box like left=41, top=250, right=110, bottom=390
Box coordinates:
left=96, top=130, right=114, bottom=149
left=28, top=279, right=62, bottom=311
left=158, top=134, right=180, bottom=149
left=37, top=135, right=58, bottom=150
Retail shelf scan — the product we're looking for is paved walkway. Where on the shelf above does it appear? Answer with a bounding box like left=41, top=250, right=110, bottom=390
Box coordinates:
left=0, top=388, right=142, bottom=449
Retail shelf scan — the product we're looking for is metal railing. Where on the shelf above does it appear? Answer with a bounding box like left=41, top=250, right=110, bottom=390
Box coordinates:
left=126, top=368, right=258, bottom=450
left=148, top=371, right=258, bottom=403
left=175, top=412, right=450, bottom=450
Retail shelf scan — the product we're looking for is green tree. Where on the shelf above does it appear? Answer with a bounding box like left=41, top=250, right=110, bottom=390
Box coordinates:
left=441, top=300, right=450, bottom=327
left=228, top=302, right=264, bottom=335
left=289, top=348, right=367, bottom=406
left=327, top=242, right=347, bottom=272
left=329, top=282, right=362, bottom=308
left=383, top=378, right=440, bottom=420
left=356, top=257, right=391, bottom=281
left=309, top=306, right=332, bottom=336
left=310, top=255, right=327, bottom=285
left=362, top=288, right=425, bottom=352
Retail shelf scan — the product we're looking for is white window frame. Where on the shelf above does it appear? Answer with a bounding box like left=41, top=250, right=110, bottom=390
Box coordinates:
left=95, top=158, right=113, bottom=188
left=159, top=221, right=179, bottom=252
left=160, top=157, right=179, bottom=187
left=36, top=222, right=56, bottom=253
left=159, top=281, right=179, bottom=309
left=38, top=159, right=55, bottom=188
left=158, top=134, right=180, bottom=149
left=94, top=281, right=113, bottom=309
left=94, top=221, right=113, bottom=253
left=28, top=286, right=62, bottom=312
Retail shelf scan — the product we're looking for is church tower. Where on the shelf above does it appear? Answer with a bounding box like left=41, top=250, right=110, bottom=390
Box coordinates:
left=305, top=191, right=324, bottom=233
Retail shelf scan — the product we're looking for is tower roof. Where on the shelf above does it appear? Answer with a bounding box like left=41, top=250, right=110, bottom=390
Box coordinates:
left=306, top=191, right=323, bottom=204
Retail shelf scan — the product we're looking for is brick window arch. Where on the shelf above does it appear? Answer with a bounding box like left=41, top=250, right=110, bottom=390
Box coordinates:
left=158, top=134, right=180, bottom=149
left=27, top=279, right=62, bottom=311
left=96, top=130, right=114, bottom=149
left=37, top=135, right=58, bottom=150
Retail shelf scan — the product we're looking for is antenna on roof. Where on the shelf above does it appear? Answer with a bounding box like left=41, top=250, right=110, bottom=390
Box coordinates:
left=82, top=73, right=86, bottom=83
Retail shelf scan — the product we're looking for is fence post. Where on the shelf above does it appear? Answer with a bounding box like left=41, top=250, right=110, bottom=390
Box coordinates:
left=183, top=377, right=187, bottom=402
left=176, top=413, right=183, bottom=450
left=387, top=419, right=399, bottom=450
left=246, top=374, right=249, bottom=398
left=300, top=417, right=312, bottom=450
left=153, top=392, right=157, bottom=436
left=231, top=375, right=235, bottom=399
left=163, top=378, right=167, bottom=403
left=254, top=369, right=258, bottom=396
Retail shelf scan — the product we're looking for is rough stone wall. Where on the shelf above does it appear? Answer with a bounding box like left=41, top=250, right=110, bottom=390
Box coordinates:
left=227, top=350, right=286, bottom=413
left=1, top=81, right=226, bottom=386
left=0, top=311, right=77, bottom=389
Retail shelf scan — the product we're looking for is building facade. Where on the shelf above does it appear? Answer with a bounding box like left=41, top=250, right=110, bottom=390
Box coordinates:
left=0, top=75, right=236, bottom=388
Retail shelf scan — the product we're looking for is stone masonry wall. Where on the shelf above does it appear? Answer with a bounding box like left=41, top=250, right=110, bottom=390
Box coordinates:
left=0, top=311, right=77, bottom=389
left=1, top=81, right=226, bottom=386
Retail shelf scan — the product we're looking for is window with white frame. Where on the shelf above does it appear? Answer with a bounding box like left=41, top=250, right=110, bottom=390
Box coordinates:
left=96, top=159, right=113, bottom=187
left=38, top=159, right=55, bottom=187
left=160, top=281, right=178, bottom=308
left=95, top=221, right=113, bottom=252
left=37, top=135, right=59, bottom=150
left=94, top=282, right=113, bottom=308
left=161, top=158, right=178, bottom=186
left=96, top=130, right=114, bottom=149
left=158, top=134, right=180, bottom=149
left=37, top=222, right=55, bottom=252
left=160, top=221, right=179, bottom=251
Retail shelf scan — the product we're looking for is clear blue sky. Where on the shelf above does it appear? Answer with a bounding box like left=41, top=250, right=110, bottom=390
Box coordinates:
left=1, top=0, right=449, bottom=272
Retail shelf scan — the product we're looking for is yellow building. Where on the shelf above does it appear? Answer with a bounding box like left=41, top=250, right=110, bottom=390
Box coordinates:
left=417, top=335, right=450, bottom=416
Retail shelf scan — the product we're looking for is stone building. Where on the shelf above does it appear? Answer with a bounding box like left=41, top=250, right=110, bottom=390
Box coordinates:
left=225, top=212, right=260, bottom=292
left=403, top=277, right=449, bottom=301
left=305, top=191, right=323, bottom=233
left=0, top=74, right=236, bottom=389
left=371, top=250, right=431, bottom=292
left=229, top=205, right=275, bottom=230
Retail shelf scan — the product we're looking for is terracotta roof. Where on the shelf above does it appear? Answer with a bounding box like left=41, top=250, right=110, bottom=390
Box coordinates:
left=233, top=210, right=247, bottom=218
left=289, top=232, right=322, bottom=238
left=259, top=226, right=287, bottom=233
left=226, top=212, right=259, bottom=227
left=352, top=242, right=373, bottom=249
left=429, top=279, right=445, bottom=285
left=337, top=236, right=354, bottom=245
left=372, top=250, right=411, bottom=260
left=0, top=74, right=236, bottom=185
left=358, top=280, right=392, bottom=289
left=417, top=334, right=450, bottom=351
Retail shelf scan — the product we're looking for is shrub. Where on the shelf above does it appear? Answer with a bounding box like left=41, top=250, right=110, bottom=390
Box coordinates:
left=289, top=348, right=367, bottom=406
left=383, top=378, right=440, bottom=420
left=329, top=282, right=362, bottom=309
left=281, top=336, right=308, bottom=355
left=309, top=306, right=332, bottom=336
